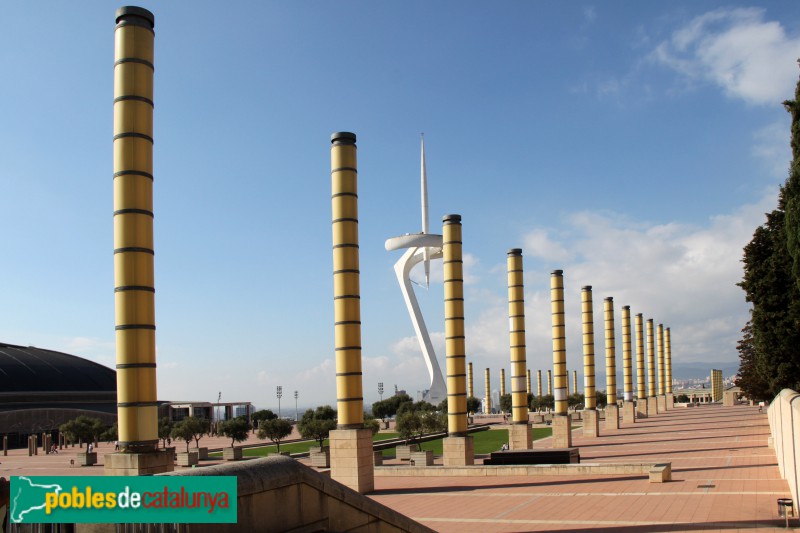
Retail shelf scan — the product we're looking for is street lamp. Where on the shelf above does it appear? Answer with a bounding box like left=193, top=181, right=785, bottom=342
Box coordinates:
left=277, top=386, right=283, bottom=418
left=378, top=382, right=384, bottom=401
left=294, top=390, right=299, bottom=422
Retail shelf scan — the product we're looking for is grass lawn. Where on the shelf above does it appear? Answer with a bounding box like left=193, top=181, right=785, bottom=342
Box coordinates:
left=385, top=427, right=554, bottom=456
left=210, top=431, right=400, bottom=458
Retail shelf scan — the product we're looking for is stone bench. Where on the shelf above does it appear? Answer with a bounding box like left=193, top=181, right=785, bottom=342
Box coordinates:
left=483, top=447, right=579, bottom=465
left=222, top=447, right=243, bottom=461
left=648, top=463, right=671, bottom=483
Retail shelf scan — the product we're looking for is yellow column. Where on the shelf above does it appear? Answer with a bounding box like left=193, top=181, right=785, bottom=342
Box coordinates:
left=536, top=370, right=541, bottom=397
left=329, top=132, right=373, bottom=493
left=443, top=214, right=473, bottom=465
left=528, top=369, right=533, bottom=396
left=500, top=368, right=506, bottom=398
left=581, top=286, right=597, bottom=410
left=666, top=327, right=673, bottom=394
left=566, top=368, right=570, bottom=396
left=604, top=298, right=619, bottom=430
left=330, top=132, right=363, bottom=428
left=550, top=270, right=571, bottom=447
left=657, top=324, right=665, bottom=397
left=635, top=313, right=647, bottom=418
left=573, top=370, right=577, bottom=397
left=113, top=6, right=158, bottom=453
left=484, top=368, right=491, bottom=414
left=621, top=306, right=636, bottom=423
left=547, top=370, right=553, bottom=396
left=507, top=250, right=531, bottom=447
left=647, top=319, right=656, bottom=398
left=468, top=362, right=474, bottom=399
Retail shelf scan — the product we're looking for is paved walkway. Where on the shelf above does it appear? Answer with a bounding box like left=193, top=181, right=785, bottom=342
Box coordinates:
left=369, top=404, right=794, bottom=532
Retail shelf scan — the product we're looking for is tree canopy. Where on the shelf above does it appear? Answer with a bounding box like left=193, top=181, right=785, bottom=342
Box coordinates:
left=783, top=66, right=800, bottom=290
left=371, top=393, right=413, bottom=419
left=218, top=418, right=250, bottom=447
left=256, top=418, right=293, bottom=453
left=170, top=416, right=210, bottom=452
left=297, top=405, right=337, bottom=448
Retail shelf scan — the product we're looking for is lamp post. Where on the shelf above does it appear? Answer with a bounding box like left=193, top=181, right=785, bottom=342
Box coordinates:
left=294, top=390, right=299, bottom=422
left=277, top=386, right=283, bottom=418
left=378, top=382, right=384, bottom=401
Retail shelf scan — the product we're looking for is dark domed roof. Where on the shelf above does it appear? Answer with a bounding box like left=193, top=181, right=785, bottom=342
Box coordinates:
left=0, top=342, right=115, bottom=393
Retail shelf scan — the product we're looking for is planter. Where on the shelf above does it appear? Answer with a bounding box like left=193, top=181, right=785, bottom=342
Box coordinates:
left=177, top=451, right=199, bottom=467
left=189, top=447, right=209, bottom=460
left=396, top=444, right=420, bottom=461
left=409, top=450, right=433, bottom=466
left=308, top=446, right=329, bottom=454
left=373, top=451, right=384, bottom=466
left=310, top=450, right=330, bottom=468
left=222, top=447, right=243, bottom=461
left=76, top=452, right=97, bottom=466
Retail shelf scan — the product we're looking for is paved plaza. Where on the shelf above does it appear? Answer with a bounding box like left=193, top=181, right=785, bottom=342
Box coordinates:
left=1, top=405, right=793, bottom=531
left=370, top=404, right=793, bottom=532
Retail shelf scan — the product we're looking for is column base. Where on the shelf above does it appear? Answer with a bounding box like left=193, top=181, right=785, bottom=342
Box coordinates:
left=443, top=436, right=474, bottom=466
left=605, top=405, right=619, bottom=430
left=647, top=396, right=659, bottom=415
left=552, top=414, right=572, bottom=448
left=636, top=399, right=648, bottom=419
left=508, top=424, right=532, bottom=450
left=622, top=402, right=636, bottom=424
left=582, top=409, right=599, bottom=438
left=665, top=392, right=674, bottom=409
left=330, top=428, right=374, bottom=494
left=104, top=450, right=174, bottom=476
left=657, top=395, right=667, bottom=411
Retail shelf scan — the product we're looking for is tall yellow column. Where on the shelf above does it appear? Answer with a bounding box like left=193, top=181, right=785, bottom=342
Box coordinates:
left=484, top=368, right=491, bottom=414
left=635, top=313, right=647, bottom=419
left=550, top=270, right=571, bottom=447
left=328, top=132, right=373, bottom=493
left=581, top=286, right=599, bottom=436
left=547, top=370, right=553, bottom=396
left=604, top=298, right=619, bottom=430
left=507, top=249, right=531, bottom=446
left=468, top=362, right=474, bottom=399
left=573, top=371, right=578, bottom=397
left=536, top=370, right=542, bottom=397
left=528, top=369, right=533, bottom=396
left=442, top=215, right=473, bottom=465
left=500, top=368, right=506, bottom=398
left=566, top=368, right=570, bottom=396
left=656, top=323, right=667, bottom=411
left=621, top=306, right=635, bottom=423
left=665, top=327, right=674, bottom=408
left=646, top=318, right=658, bottom=415
left=106, top=6, right=171, bottom=476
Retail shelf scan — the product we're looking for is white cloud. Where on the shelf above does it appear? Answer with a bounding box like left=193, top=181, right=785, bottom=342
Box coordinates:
left=753, top=120, right=792, bottom=178
left=523, top=228, right=575, bottom=262
left=652, top=8, right=800, bottom=105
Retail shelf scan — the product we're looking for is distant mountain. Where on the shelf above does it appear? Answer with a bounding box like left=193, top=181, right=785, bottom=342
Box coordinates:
left=670, top=361, right=739, bottom=380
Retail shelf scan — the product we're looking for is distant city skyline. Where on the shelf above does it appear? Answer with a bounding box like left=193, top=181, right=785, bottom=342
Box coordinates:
left=1, top=2, right=798, bottom=408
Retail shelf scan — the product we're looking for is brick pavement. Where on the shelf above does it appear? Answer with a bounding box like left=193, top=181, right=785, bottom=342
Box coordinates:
left=369, top=404, right=795, bottom=532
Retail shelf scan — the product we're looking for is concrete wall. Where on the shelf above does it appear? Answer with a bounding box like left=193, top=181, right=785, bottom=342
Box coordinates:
left=158, top=456, right=433, bottom=533
left=768, top=388, right=800, bottom=514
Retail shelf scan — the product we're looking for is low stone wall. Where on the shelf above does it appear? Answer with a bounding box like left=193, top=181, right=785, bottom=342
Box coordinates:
left=157, top=456, right=434, bottom=532
left=768, top=388, right=800, bottom=515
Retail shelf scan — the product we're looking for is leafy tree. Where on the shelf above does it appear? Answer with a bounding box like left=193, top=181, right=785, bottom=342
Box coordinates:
left=737, top=187, right=800, bottom=399
left=530, top=394, right=554, bottom=411
left=363, top=413, right=380, bottom=436
left=219, top=418, right=250, bottom=447
left=568, top=393, right=584, bottom=409
left=499, top=394, right=512, bottom=413
left=252, top=409, right=278, bottom=427
left=157, top=417, right=173, bottom=448
left=100, top=422, right=118, bottom=443
left=676, top=394, right=690, bottom=403
left=297, top=405, right=337, bottom=448
left=59, top=416, right=104, bottom=447
left=421, top=410, right=446, bottom=435
left=595, top=390, right=608, bottom=409
left=256, top=418, right=293, bottom=453
left=783, top=66, right=800, bottom=290
left=466, top=396, right=481, bottom=414
left=371, top=393, right=413, bottom=419
left=171, top=416, right=209, bottom=452
left=395, top=410, right=424, bottom=445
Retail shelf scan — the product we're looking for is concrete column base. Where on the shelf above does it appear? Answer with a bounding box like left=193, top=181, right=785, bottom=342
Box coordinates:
left=657, top=395, right=667, bottom=411
left=647, top=396, right=658, bottom=415
left=582, top=409, right=599, bottom=437
left=605, top=405, right=619, bottom=430
left=636, top=399, right=648, bottom=419
left=443, top=436, right=474, bottom=466
left=665, top=393, right=674, bottom=409
left=622, top=402, right=636, bottom=424
left=104, top=449, right=174, bottom=476
left=330, top=428, right=374, bottom=494
left=508, top=424, right=532, bottom=450
left=552, top=414, right=572, bottom=448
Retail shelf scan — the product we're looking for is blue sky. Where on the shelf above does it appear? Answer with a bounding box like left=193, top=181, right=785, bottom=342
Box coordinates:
left=1, top=2, right=798, bottom=410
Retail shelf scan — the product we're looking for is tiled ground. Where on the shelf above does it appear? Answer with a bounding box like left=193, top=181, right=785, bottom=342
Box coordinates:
left=369, top=404, right=795, bottom=532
